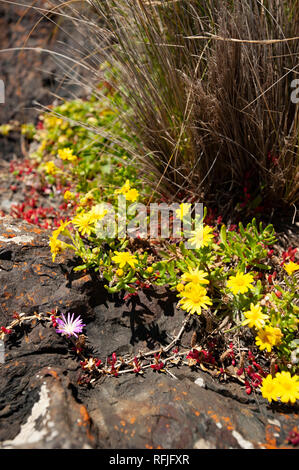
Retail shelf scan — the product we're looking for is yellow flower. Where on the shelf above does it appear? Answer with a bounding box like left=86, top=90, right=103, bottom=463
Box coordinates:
left=255, top=326, right=283, bottom=353
left=44, top=116, right=63, bottom=128
left=88, top=205, right=108, bottom=222
left=242, top=303, right=269, bottom=329
left=124, top=188, right=139, bottom=202
left=38, top=140, right=47, bottom=153
left=175, top=203, right=191, bottom=220
left=112, top=251, right=138, bottom=269
left=146, top=266, right=154, bottom=274
left=72, top=212, right=95, bottom=237
left=115, top=180, right=139, bottom=202
left=58, top=148, right=77, bottom=162
left=49, top=236, right=68, bottom=262
left=177, top=282, right=193, bottom=297
left=181, top=268, right=209, bottom=286
left=116, top=268, right=124, bottom=277
left=44, top=161, right=59, bottom=175
left=49, top=220, right=72, bottom=262
left=271, top=327, right=283, bottom=345
left=178, top=283, right=212, bottom=315
left=52, top=219, right=71, bottom=239
left=64, top=190, right=75, bottom=201
left=120, top=179, right=131, bottom=194
left=115, top=179, right=131, bottom=196
left=284, top=261, right=299, bottom=276
left=79, top=190, right=95, bottom=206
left=260, top=375, right=279, bottom=403
left=176, top=283, right=185, bottom=293
left=227, top=271, right=254, bottom=295
left=189, top=225, right=214, bottom=249
left=274, top=371, right=299, bottom=404
left=0, top=124, right=12, bottom=136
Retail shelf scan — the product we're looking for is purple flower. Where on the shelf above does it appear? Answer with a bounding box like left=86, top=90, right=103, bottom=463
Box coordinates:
left=56, top=312, right=85, bottom=338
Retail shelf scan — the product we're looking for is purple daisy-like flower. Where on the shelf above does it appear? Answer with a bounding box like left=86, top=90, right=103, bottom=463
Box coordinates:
left=56, top=312, right=85, bottom=338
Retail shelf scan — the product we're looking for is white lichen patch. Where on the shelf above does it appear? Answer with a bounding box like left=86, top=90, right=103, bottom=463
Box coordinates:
left=0, top=234, right=35, bottom=245
left=0, top=384, right=52, bottom=448
left=232, top=430, right=254, bottom=449
left=267, top=418, right=281, bottom=427
left=3, top=223, right=21, bottom=233
left=194, top=438, right=216, bottom=449
left=194, top=377, right=206, bottom=388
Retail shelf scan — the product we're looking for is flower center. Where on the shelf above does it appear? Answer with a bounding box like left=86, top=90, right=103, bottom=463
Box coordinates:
left=64, top=323, right=75, bottom=334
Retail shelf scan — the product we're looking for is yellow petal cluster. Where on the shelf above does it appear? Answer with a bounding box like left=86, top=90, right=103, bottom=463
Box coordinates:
left=255, top=326, right=283, bottom=352
left=64, top=190, right=76, bottom=201
left=49, top=220, right=71, bottom=262
left=189, top=225, right=214, bottom=249
left=227, top=271, right=254, bottom=295
left=72, top=205, right=108, bottom=237
left=57, top=148, right=77, bottom=162
left=112, top=251, right=138, bottom=269
left=261, top=372, right=299, bottom=404
left=181, top=268, right=209, bottom=286
left=115, top=179, right=139, bottom=202
left=44, top=161, right=59, bottom=176
left=242, top=303, right=269, bottom=329
left=177, top=267, right=211, bottom=315
left=49, top=236, right=68, bottom=262
left=175, top=203, right=191, bottom=221
left=284, top=261, right=299, bottom=276
left=178, top=284, right=212, bottom=315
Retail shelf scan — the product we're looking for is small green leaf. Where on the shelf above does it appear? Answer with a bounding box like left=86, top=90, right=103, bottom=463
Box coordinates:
left=220, top=225, right=227, bottom=244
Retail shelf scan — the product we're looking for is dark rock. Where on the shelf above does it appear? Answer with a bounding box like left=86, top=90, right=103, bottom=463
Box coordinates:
left=77, top=367, right=299, bottom=450
left=0, top=366, right=96, bottom=448
left=0, top=215, right=96, bottom=320
left=0, top=216, right=298, bottom=449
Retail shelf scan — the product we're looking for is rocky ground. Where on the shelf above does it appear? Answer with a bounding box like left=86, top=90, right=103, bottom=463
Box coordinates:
left=0, top=1, right=298, bottom=451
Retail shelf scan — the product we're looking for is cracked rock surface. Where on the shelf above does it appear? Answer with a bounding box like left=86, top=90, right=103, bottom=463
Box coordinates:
left=0, top=216, right=298, bottom=449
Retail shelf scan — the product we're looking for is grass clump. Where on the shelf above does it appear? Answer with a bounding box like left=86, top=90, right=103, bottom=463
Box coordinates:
left=78, top=0, right=299, bottom=215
